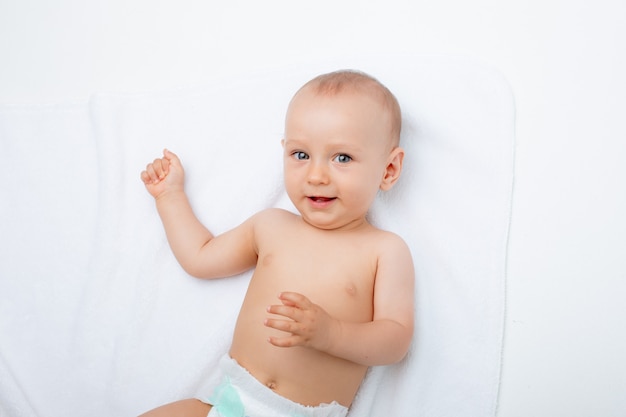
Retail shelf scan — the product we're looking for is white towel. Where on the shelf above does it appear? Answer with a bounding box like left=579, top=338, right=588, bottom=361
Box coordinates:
left=0, top=56, right=515, bottom=417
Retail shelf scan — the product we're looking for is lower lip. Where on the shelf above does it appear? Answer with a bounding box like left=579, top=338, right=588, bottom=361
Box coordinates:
left=308, top=197, right=336, bottom=209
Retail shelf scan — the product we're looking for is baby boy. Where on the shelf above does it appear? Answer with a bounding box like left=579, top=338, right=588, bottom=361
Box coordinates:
left=139, top=70, right=414, bottom=417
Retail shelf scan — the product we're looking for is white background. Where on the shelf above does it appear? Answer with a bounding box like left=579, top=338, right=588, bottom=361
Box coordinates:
left=1, top=0, right=624, bottom=416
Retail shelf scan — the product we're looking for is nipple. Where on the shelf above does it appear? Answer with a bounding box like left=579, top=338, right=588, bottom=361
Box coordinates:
left=345, top=283, right=357, bottom=296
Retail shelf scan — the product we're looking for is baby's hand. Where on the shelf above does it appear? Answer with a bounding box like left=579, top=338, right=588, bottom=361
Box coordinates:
left=265, top=292, right=339, bottom=352
left=140, top=149, right=185, bottom=199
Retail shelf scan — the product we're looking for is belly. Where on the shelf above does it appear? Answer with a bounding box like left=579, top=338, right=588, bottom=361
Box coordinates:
left=227, top=266, right=371, bottom=406
left=229, top=326, right=367, bottom=407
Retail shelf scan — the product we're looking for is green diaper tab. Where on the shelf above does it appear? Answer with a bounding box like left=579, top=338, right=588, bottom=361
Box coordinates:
left=209, top=377, right=246, bottom=417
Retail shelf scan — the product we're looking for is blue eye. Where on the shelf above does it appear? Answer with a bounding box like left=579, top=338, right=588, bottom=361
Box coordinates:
left=334, top=154, right=352, bottom=163
left=292, top=151, right=309, bottom=160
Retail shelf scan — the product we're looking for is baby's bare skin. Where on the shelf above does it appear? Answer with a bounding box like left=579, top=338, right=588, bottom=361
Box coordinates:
left=230, top=208, right=401, bottom=406
left=138, top=72, right=414, bottom=416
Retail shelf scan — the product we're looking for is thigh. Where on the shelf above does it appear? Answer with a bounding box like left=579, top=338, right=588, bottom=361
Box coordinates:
left=138, top=399, right=212, bottom=417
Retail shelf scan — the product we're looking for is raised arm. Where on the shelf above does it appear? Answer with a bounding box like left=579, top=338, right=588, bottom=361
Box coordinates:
left=265, top=233, right=415, bottom=366
left=141, top=149, right=258, bottom=279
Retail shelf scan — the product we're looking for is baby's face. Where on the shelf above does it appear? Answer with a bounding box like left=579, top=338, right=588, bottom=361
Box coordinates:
left=282, top=88, right=395, bottom=230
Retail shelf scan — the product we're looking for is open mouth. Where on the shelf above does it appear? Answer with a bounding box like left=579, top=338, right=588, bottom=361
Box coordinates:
left=308, top=196, right=336, bottom=203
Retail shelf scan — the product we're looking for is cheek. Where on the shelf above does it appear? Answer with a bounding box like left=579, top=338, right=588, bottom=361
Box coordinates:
left=283, top=169, right=295, bottom=190
left=344, top=171, right=382, bottom=204
left=283, top=164, right=301, bottom=193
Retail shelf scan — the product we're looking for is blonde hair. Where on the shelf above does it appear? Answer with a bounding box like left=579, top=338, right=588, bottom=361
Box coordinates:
left=296, top=70, right=402, bottom=146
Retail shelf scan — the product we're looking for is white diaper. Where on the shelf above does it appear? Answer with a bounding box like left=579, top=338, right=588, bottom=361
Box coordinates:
left=197, top=355, right=348, bottom=417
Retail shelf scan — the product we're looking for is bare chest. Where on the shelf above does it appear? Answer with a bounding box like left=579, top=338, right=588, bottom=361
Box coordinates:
left=253, top=234, right=377, bottom=322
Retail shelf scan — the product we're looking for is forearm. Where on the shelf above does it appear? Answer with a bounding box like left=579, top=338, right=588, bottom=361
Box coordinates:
left=155, top=191, right=214, bottom=275
left=266, top=292, right=414, bottom=365
left=327, top=319, right=413, bottom=366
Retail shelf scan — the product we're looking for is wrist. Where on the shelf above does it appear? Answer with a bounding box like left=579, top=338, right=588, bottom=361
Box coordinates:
left=324, top=317, right=343, bottom=354
left=154, top=187, right=188, bottom=205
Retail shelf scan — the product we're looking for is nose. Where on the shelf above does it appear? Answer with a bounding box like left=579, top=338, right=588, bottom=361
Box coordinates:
left=307, top=160, right=330, bottom=185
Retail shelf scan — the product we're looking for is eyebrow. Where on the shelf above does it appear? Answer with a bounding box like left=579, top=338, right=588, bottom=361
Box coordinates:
left=283, top=137, right=363, bottom=152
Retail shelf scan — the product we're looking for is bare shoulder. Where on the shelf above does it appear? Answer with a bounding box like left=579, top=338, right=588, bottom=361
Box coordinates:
left=247, top=208, right=299, bottom=234
left=370, top=228, right=412, bottom=257
left=369, top=228, right=414, bottom=288
left=253, top=207, right=298, bottom=219
left=250, top=207, right=298, bottom=224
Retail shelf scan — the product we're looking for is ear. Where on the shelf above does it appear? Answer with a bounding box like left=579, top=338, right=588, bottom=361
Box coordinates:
left=380, top=147, right=404, bottom=191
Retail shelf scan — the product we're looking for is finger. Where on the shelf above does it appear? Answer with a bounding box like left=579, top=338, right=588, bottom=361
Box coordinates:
left=143, top=164, right=159, bottom=184
left=152, top=158, right=167, bottom=179
left=264, top=318, right=298, bottom=334
left=163, top=149, right=182, bottom=168
left=161, top=158, right=170, bottom=177
left=278, top=292, right=311, bottom=309
left=140, top=170, right=152, bottom=184
left=267, top=335, right=300, bottom=348
left=266, top=304, right=300, bottom=321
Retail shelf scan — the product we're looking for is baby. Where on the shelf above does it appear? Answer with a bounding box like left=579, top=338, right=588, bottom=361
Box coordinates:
left=139, top=70, right=415, bottom=417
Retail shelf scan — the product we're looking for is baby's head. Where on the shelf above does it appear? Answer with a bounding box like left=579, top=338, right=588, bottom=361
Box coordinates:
left=290, top=70, right=402, bottom=149
left=282, top=70, right=405, bottom=230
